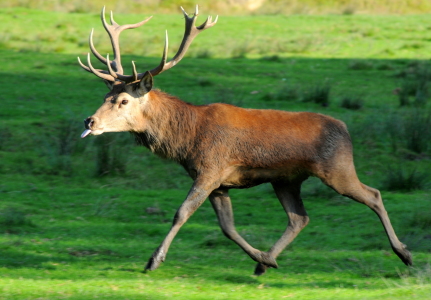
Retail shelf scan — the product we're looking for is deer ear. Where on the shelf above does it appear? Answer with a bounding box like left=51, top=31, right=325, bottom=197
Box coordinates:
left=138, top=71, right=153, bottom=95
left=103, top=79, right=115, bottom=90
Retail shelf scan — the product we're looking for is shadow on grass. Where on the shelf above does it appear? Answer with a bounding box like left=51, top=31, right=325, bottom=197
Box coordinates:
left=0, top=249, right=65, bottom=269
left=213, top=273, right=260, bottom=284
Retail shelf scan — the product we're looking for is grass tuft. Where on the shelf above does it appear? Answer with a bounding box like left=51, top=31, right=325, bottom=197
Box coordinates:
left=0, top=207, right=33, bottom=228
left=302, top=81, right=331, bottom=107
left=37, top=118, right=84, bottom=176
left=348, top=60, right=374, bottom=70
left=395, top=61, right=431, bottom=107
left=201, top=88, right=244, bottom=107
left=260, top=55, right=282, bottom=62
left=231, top=42, right=252, bottom=59
left=408, top=210, right=431, bottom=230
left=0, top=127, right=12, bottom=151
left=340, top=96, right=364, bottom=110
left=194, top=49, right=214, bottom=59
left=381, top=165, right=429, bottom=191
left=403, top=110, right=431, bottom=154
left=384, top=109, right=431, bottom=155
left=94, top=133, right=132, bottom=177
left=261, top=82, right=300, bottom=102
left=341, top=4, right=356, bottom=15
left=196, top=77, right=214, bottom=87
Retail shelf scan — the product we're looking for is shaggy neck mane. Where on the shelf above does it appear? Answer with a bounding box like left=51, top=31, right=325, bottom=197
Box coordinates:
left=133, top=90, right=198, bottom=163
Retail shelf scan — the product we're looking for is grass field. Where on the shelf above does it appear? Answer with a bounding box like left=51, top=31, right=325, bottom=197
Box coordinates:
left=0, top=7, right=431, bottom=300
left=3, top=0, right=431, bottom=15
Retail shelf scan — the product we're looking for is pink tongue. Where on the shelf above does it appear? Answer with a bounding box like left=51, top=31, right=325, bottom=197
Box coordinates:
left=81, top=129, right=92, bottom=138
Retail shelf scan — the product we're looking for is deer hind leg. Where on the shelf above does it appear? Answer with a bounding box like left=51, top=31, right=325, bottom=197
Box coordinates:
left=319, top=160, right=412, bottom=266
left=209, top=189, right=278, bottom=269
left=254, top=179, right=309, bottom=276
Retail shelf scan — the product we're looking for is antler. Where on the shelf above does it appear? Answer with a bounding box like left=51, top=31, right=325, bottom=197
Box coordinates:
left=148, top=6, right=218, bottom=76
left=78, top=7, right=152, bottom=82
left=78, top=6, right=218, bottom=84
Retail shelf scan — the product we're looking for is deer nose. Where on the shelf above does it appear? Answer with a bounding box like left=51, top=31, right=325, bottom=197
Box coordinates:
left=84, top=117, right=94, bottom=129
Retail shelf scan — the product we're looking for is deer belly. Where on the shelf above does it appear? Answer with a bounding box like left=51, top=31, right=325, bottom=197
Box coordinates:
left=220, top=167, right=297, bottom=189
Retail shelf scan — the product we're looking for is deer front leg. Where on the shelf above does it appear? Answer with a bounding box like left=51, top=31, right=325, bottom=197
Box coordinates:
left=145, top=178, right=218, bottom=272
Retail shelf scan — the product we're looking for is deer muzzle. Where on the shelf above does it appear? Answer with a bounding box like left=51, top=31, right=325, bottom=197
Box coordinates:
left=81, top=117, right=103, bottom=138
left=80, top=117, right=92, bottom=138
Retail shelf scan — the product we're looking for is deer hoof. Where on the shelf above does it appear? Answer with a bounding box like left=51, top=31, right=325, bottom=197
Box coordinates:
left=255, top=251, right=278, bottom=269
left=254, top=263, right=268, bottom=276
left=394, top=244, right=413, bottom=266
left=144, top=250, right=166, bottom=271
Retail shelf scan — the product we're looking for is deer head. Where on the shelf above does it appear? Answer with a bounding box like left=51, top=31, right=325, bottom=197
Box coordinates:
left=78, top=6, right=217, bottom=138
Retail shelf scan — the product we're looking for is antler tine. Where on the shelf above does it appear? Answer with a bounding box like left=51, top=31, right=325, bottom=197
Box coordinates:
left=79, top=52, right=135, bottom=82
left=89, top=28, right=108, bottom=65
left=77, top=53, right=118, bottom=82
left=149, top=5, right=218, bottom=76
left=131, top=61, right=138, bottom=82
left=77, top=55, right=109, bottom=79
left=106, top=53, right=140, bottom=82
left=149, top=30, right=169, bottom=77
left=78, top=29, right=108, bottom=73
left=109, top=10, right=118, bottom=26
left=85, top=53, right=116, bottom=82
left=100, top=6, right=152, bottom=75
left=105, top=53, right=118, bottom=78
left=77, top=56, right=91, bottom=73
left=197, top=15, right=219, bottom=30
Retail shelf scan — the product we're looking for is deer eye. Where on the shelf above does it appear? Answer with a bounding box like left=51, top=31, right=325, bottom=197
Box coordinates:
left=121, top=99, right=128, bottom=105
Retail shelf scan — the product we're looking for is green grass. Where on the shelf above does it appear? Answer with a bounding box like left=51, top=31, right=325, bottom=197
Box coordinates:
left=0, top=7, right=431, bottom=300
left=2, top=8, right=431, bottom=59
left=2, top=0, right=431, bottom=15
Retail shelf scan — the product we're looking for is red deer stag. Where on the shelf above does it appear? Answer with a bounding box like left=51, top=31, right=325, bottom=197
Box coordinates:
left=78, top=6, right=412, bottom=275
